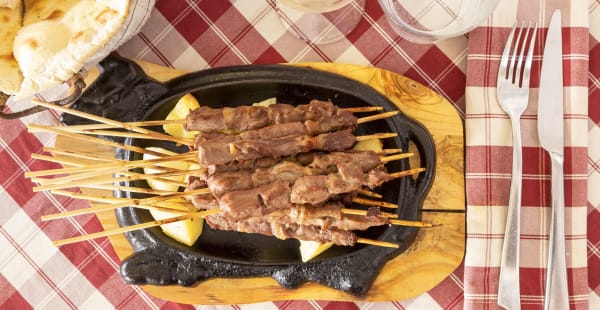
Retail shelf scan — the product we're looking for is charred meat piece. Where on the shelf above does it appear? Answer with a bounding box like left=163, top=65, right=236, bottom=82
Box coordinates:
left=205, top=213, right=359, bottom=246
left=197, top=129, right=356, bottom=165
left=185, top=100, right=356, bottom=133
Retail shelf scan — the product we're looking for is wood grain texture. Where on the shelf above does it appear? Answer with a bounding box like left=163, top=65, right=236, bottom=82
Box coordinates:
left=57, top=61, right=465, bottom=303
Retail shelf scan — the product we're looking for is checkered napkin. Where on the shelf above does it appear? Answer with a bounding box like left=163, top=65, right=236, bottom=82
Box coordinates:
left=464, top=0, right=594, bottom=309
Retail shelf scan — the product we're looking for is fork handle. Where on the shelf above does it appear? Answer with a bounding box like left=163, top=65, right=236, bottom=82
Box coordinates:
left=544, top=152, right=569, bottom=310
left=498, top=117, right=523, bottom=310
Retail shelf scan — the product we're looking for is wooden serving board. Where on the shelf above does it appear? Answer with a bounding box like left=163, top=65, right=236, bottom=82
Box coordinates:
left=56, top=61, right=465, bottom=304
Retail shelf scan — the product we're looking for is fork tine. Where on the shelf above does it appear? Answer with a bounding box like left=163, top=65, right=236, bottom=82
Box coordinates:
left=521, top=23, right=538, bottom=88
left=498, top=23, right=517, bottom=81
left=509, top=22, right=525, bottom=83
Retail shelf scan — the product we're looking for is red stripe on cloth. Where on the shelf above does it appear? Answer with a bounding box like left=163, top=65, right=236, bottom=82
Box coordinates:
left=167, top=7, right=210, bottom=44
left=467, top=27, right=589, bottom=88
left=255, top=46, right=286, bottom=64
left=589, top=39, right=600, bottom=125
left=427, top=264, right=465, bottom=310
left=0, top=274, right=33, bottom=310
left=589, top=207, right=600, bottom=290
left=322, top=301, right=359, bottom=310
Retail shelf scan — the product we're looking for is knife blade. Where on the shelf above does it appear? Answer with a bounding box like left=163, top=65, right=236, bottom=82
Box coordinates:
left=537, top=9, right=569, bottom=310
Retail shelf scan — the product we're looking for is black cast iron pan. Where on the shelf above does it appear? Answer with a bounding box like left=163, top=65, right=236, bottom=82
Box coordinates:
left=63, top=54, right=436, bottom=297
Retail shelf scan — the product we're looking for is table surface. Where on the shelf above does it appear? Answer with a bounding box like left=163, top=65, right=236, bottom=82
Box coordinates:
left=1, top=0, right=598, bottom=309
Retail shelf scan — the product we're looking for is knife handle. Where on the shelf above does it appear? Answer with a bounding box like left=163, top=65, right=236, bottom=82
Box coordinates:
left=544, top=153, right=569, bottom=310
left=498, top=118, right=523, bottom=310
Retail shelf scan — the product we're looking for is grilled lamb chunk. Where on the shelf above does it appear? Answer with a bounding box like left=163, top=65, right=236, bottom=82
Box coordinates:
left=185, top=100, right=355, bottom=133
left=197, top=129, right=356, bottom=165
left=218, top=181, right=291, bottom=212
left=205, top=213, right=359, bottom=246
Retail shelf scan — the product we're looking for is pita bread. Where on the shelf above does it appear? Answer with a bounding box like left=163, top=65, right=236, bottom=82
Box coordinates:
left=0, top=1, right=23, bottom=95
left=12, top=0, right=130, bottom=98
left=0, top=0, right=18, bottom=9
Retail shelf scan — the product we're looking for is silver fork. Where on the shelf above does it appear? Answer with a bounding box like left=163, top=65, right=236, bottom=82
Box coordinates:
left=496, top=22, right=538, bottom=310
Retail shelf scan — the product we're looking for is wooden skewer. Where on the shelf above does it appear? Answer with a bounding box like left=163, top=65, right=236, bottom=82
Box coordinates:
left=379, top=152, right=414, bottom=163
left=355, top=188, right=382, bottom=199
left=52, top=209, right=220, bottom=246
left=356, top=238, right=399, bottom=248
left=30, top=153, right=189, bottom=186
left=341, top=208, right=398, bottom=219
left=28, top=124, right=182, bottom=160
left=43, top=148, right=117, bottom=163
left=55, top=119, right=186, bottom=131
left=388, top=168, right=426, bottom=179
left=26, top=151, right=197, bottom=178
left=41, top=188, right=210, bottom=221
left=356, top=111, right=400, bottom=124
left=381, top=148, right=404, bottom=155
left=32, top=100, right=193, bottom=145
left=65, top=129, right=195, bottom=144
left=355, top=132, right=397, bottom=141
left=352, top=197, right=398, bottom=209
left=33, top=168, right=195, bottom=190
left=389, top=219, right=434, bottom=227
left=78, top=184, right=179, bottom=195
left=342, top=106, right=384, bottom=113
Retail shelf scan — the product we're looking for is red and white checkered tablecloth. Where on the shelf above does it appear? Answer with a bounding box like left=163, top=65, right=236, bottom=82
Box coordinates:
left=1, top=0, right=598, bottom=309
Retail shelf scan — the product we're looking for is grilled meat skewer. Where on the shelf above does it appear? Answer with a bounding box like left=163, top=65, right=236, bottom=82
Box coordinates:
left=205, top=213, right=359, bottom=246
left=185, top=99, right=356, bottom=133
left=197, top=129, right=357, bottom=165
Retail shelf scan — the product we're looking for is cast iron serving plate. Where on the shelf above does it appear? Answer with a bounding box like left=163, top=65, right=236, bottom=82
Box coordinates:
left=63, top=54, right=436, bottom=297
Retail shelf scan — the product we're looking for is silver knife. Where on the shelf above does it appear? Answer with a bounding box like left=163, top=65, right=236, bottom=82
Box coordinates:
left=538, top=9, right=569, bottom=310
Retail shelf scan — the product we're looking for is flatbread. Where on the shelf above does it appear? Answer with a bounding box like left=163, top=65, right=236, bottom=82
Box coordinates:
left=0, top=1, right=23, bottom=95
left=0, top=0, right=18, bottom=9
left=13, top=0, right=130, bottom=98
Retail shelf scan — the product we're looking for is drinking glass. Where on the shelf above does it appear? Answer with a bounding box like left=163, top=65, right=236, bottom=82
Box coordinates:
left=275, top=0, right=366, bottom=44
left=378, top=0, right=500, bottom=44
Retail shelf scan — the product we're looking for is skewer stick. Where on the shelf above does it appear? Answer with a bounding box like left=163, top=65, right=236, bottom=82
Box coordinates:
left=355, top=188, right=382, bottom=199
left=356, top=238, right=399, bottom=248
left=356, top=111, right=399, bottom=124
left=356, top=133, right=397, bottom=141
left=342, top=106, right=384, bottom=113
left=31, top=100, right=193, bottom=145
left=41, top=188, right=210, bottom=221
left=31, top=153, right=190, bottom=183
left=389, top=219, right=434, bottom=227
left=381, top=148, right=404, bottom=155
left=43, top=148, right=117, bottom=163
left=56, top=119, right=186, bottom=131
left=28, top=124, right=182, bottom=159
left=52, top=209, right=220, bottom=246
left=341, top=208, right=398, bottom=219
left=64, top=129, right=195, bottom=144
left=352, top=197, right=398, bottom=209
left=388, top=168, right=426, bottom=179
left=33, top=168, right=195, bottom=191
left=78, top=184, right=179, bottom=195
left=26, top=151, right=197, bottom=178
left=379, top=152, right=414, bottom=163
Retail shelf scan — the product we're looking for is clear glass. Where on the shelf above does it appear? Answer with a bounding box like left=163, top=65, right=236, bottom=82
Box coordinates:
left=377, top=0, right=500, bottom=44
left=275, top=0, right=366, bottom=44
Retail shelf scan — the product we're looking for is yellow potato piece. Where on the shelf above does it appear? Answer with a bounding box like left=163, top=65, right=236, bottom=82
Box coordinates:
left=299, top=240, right=334, bottom=262
left=149, top=203, right=203, bottom=247
left=352, top=138, right=383, bottom=153
left=142, top=146, right=203, bottom=246
left=163, top=93, right=200, bottom=139
left=142, top=147, right=187, bottom=192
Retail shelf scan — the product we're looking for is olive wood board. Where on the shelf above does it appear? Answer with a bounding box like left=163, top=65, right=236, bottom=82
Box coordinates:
left=56, top=60, right=465, bottom=304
